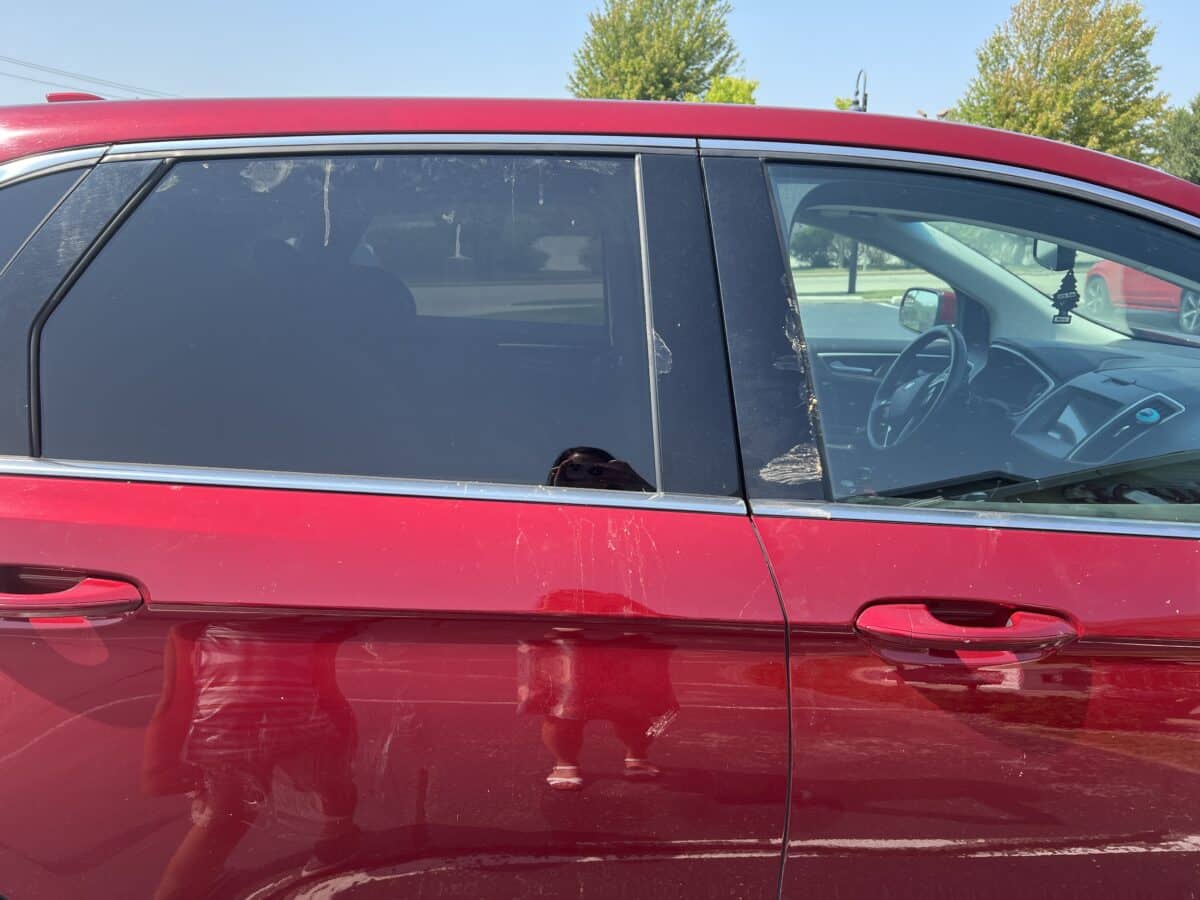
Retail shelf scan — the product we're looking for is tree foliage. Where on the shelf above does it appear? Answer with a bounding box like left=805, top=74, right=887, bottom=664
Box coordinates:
left=954, top=0, right=1166, bottom=162
left=686, top=75, right=757, bottom=104
left=1156, top=94, right=1200, bottom=184
left=568, top=0, right=742, bottom=101
left=832, top=96, right=854, bottom=111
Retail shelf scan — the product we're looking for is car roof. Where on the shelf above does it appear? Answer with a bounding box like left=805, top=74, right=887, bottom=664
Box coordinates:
left=3, top=97, right=1199, bottom=218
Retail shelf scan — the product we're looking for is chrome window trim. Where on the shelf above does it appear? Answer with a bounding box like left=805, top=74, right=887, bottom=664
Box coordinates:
left=23, top=137, right=699, bottom=508
left=699, top=139, right=1200, bottom=236
left=0, top=145, right=109, bottom=189
left=0, top=455, right=745, bottom=514
left=103, top=133, right=698, bottom=161
left=751, top=498, right=1200, bottom=540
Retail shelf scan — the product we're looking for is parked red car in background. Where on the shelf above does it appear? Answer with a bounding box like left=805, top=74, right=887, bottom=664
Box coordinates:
left=1085, top=258, right=1200, bottom=333
left=0, top=96, right=1199, bottom=899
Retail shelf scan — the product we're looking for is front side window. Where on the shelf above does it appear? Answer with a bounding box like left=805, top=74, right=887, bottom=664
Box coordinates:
left=40, top=154, right=655, bottom=490
left=750, top=163, right=1200, bottom=523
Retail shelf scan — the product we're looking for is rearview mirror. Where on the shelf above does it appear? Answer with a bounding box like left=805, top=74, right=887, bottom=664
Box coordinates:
left=1034, top=240, right=1077, bottom=272
left=899, top=287, right=956, bottom=333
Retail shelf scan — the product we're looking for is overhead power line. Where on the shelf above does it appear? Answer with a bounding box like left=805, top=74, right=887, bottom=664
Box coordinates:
left=0, top=68, right=132, bottom=98
left=0, top=54, right=175, bottom=98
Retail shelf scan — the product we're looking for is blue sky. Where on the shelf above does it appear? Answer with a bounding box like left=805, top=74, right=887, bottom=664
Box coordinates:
left=0, top=0, right=1195, bottom=115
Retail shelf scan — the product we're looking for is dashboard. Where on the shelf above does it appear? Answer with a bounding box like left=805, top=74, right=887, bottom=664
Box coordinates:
left=971, top=341, right=1198, bottom=470
left=971, top=346, right=1054, bottom=415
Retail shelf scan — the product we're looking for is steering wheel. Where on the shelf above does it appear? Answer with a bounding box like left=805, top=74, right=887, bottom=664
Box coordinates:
left=867, top=325, right=969, bottom=450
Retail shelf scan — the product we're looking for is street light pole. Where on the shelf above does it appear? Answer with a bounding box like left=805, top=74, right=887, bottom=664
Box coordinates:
left=850, top=69, right=868, bottom=113
left=846, top=70, right=867, bottom=295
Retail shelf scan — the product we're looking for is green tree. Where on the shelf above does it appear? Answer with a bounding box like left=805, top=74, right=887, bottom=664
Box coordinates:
left=568, top=0, right=742, bottom=101
left=1156, top=94, right=1200, bottom=183
left=686, top=75, right=758, bottom=104
left=833, top=96, right=854, bottom=111
left=954, top=0, right=1166, bottom=162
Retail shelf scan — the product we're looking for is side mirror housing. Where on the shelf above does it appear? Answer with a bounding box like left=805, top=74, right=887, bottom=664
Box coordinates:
left=1034, top=240, right=1077, bottom=272
left=899, top=287, right=956, bottom=334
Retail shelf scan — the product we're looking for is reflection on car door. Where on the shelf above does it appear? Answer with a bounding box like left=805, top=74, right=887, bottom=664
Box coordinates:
left=0, top=147, right=789, bottom=899
left=705, top=151, right=1200, bottom=899
left=0, top=482, right=787, bottom=899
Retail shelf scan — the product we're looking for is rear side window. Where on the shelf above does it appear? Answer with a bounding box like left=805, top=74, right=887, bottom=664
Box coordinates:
left=0, top=170, right=81, bottom=274
left=40, top=154, right=656, bottom=490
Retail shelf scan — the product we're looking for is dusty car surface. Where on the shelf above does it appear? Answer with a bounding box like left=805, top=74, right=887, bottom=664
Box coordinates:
left=0, top=96, right=1198, bottom=899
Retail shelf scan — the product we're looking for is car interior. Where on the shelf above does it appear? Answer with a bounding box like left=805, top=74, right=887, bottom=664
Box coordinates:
left=40, top=154, right=658, bottom=488
left=764, top=169, right=1200, bottom=517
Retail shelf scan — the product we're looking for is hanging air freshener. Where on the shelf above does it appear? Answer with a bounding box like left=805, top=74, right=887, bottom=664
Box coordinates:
left=1051, top=269, right=1080, bottom=324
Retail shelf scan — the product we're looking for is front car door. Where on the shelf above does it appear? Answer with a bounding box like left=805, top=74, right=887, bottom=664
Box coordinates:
left=704, top=146, right=1200, bottom=899
left=0, top=139, right=789, bottom=898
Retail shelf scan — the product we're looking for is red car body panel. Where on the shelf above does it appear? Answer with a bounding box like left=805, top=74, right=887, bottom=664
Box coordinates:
left=0, top=475, right=787, bottom=897
left=759, top=518, right=1200, bottom=896
left=0, top=476, right=782, bottom=621
left=2, top=97, right=1200, bottom=217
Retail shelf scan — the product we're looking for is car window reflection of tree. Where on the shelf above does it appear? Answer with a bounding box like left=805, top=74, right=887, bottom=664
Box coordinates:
left=142, top=620, right=361, bottom=900
left=517, top=590, right=679, bottom=790
left=548, top=447, right=654, bottom=492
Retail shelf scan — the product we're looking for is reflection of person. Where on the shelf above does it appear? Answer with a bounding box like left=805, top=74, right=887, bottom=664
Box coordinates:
left=547, top=447, right=654, bottom=492
left=517, top=591, right=678, bottom=790
left=143, top=621, right=360, bottom=900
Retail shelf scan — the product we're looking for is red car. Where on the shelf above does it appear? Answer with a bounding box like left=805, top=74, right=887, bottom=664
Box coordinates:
left=1084, top=258, right=1200, bottom=333
left=0, top=97, right=1198, bottom=899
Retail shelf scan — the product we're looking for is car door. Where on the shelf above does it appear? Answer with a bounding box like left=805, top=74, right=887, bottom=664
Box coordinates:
left=0, top=142, right=789, bottom=899
left=704, top=148, right=1200, bottom=899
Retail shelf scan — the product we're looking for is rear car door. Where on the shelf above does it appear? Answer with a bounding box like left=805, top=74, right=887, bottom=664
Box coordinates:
left=0, top=140, right=789, bottom=899
left=704, top=147, right=1200, bottom=899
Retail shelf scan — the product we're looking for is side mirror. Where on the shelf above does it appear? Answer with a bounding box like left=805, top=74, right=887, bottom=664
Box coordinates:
left=899, top=287, right=956, bottom=334
left=1034, top=240, right=1077, bottom=272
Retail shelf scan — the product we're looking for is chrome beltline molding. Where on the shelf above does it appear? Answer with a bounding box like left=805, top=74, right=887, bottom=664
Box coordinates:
left=698, top=139, right=1200, bottom=235
left=0, top=145, right=109, bottom=188
left=751, top=498, right=1200, bottom=540
left=0, top=455, right=746, bottom=514
left=102, top=133, right=698, bottom=161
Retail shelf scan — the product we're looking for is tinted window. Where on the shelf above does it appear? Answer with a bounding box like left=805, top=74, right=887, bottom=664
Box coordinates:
left=0, top=162, right=158, bottom=455
left=41, top=154, right=655, bottom=490
left=737, top=162, right=1200, bottom=522
left=0, top=170, right=81, bottom=275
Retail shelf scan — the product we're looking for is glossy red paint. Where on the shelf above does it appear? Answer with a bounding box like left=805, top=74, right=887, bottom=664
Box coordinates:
left=854, top=602, right=1078, bottom=667
left=0, top=475, right=782, bottom=621
left=0, top=475, right=788, bottom=898
left=758, top=517, right=1200, bottom=898
left=3, top=97, right=1200, bottom=217
left=758, top=517, right=1200, bottom=640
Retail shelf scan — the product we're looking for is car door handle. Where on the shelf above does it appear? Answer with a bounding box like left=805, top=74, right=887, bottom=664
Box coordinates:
left=828, top=359, right=877, bottom=376
left=855, top=603, right=1077, bottom=666
left=0, top=575, right=143, bottom=619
